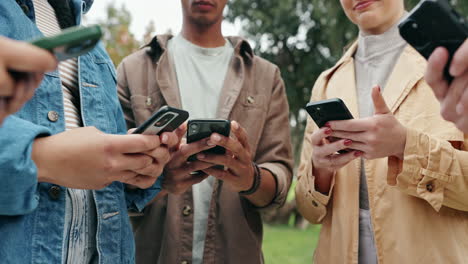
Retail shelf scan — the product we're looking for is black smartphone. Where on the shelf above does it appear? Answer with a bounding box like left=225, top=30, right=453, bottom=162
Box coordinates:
left=31, top=25, right=103, bottom=61
left=132, top=106, right=189, bottom=135
left=187, top=119, right=231, bottom=162
left=306, top=98, right=354, bottom=128
left=306, top=98, right=354, bottom=154
left=399, top=0, right=468, bottom=81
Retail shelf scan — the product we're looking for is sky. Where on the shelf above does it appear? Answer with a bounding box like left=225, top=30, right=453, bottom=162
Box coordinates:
left=85, top=0, right=240, bottom=41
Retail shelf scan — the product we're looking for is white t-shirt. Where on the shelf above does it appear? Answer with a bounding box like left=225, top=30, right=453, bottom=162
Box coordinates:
left=168, top=34, right=234, bottom=264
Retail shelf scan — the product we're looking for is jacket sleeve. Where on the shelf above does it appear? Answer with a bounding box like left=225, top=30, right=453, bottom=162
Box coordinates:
left=116, top=59, right=137, bottom=129
left=254, top=67, right=294, bottom=211
left=388, top=128, right=468, bottom=212
left=0, top=116, right=51, bottom=215
left=295, top=75, right=336, bottom=224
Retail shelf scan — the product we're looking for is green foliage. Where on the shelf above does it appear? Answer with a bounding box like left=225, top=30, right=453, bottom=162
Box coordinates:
left=227, top=0, right=468, bottom=164
left=263, top=224, right=320, bottom=263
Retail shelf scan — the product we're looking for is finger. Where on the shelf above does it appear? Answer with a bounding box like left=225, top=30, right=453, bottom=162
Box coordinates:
left=113, top=170, right=139, bottom=183
left=0, top=37, right=57, bottom=72
left=317, top=138, right=354, bottom=157
left=450, top=39, right=468, bottom=77
left=109, top=134, right=161, bottom=154
left=328, top=119, right=370, bottom=132
left=426, top=47, right=450, bottom=100
left=115, top=153, right=154, bottom=172
left=175, top=122, right=187, bottom=139
left=0, top=65, right=15, bottom=97
left=208, top=133, right=249, bottom=162
left=440, top=75, right=468, bottom=122
left=172, top=139, right=216, bottom=164
left=325, top=151, right=362, bottom=169
left=202, top=167, right=237, bottom=182
left=180, top=160, right=214, bottom=175
left=231, top=121, right=250, bottom=148
left=371, top=86, right=390, bottom=115
left=133, top=162, right=164, bottom=178
left=196, top=152, right=243, bottom=175
left=127, top=128, right=137, bottom=134
left=311, top=127, right=332, bottom=146
left=160, top=131, right=180, bottom=149
left=331, top=131, right=367, bottom=143
left=456, top=84, right=468, bottom=115
left=7, top=79, right=27, bottom=114
left=146, top=147, right=171, bottom=165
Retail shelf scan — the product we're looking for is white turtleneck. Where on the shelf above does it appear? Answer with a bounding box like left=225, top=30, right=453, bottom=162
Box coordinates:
left=354, top=19, right=408, bottom=264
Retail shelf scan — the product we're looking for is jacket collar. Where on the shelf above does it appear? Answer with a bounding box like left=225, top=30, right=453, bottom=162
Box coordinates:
left=323, top=41, right=426, bottom=116
left=148, top=34, right=255, bottom=119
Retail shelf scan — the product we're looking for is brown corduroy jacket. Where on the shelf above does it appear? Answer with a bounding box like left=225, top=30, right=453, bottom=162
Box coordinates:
left=117, top=35, right=293, bottom=264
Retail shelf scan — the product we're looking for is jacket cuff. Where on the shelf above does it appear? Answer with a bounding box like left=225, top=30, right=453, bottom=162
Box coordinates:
left=387, top=128, right=450, bottom=211
left=0, top=116, right=51, bottom=215
left=126, top=174, right=164, bottom=212
left=255, top=162, right=291, bottom=211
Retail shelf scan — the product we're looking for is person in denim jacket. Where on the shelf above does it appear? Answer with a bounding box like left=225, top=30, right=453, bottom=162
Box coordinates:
left=0, top=0, right=180, bottom=263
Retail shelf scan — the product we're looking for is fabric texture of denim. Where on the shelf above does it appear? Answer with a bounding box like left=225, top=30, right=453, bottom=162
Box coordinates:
left=0, top=0, right=162, bottom=263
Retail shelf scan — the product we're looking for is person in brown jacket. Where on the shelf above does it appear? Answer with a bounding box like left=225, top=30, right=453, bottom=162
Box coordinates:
left=296, top=0, right=468, bottom=263
left=116, top=0, right=293, bottom=263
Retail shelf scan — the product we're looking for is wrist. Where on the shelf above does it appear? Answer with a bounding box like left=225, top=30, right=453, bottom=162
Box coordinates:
left=32, top=137, right=53, bottom=184
left=239, top=163, right=261, bottom=195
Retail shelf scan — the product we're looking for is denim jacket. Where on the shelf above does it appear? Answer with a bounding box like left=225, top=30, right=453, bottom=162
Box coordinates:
left=0, top=0, right=161, bottom=263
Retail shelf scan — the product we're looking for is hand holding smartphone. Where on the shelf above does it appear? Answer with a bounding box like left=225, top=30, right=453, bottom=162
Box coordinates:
left=186, top=119, right=231, bottom=163
left=399, top=0, right=468, bottom=81
left=132, top=106, right=189, bottom=136
left=306, top=98, right=354, bottom=153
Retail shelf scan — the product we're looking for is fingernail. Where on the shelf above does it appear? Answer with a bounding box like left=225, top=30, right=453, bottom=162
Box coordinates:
left=325, top=128, right=332, bottom=135
left=377, top=86, right=381, bottom=93
left=232, top=121, right=239, bottom=130
left=324, top=122, right=331, bottom=128
left=354, top=151, right=363, bottom=157
left=161, top=134, right=168, bottom=144
left=197, top=153, right=205, bottom=159
left=212, top=134, right=221, bottom=142
left=456, top=103, right=464, bottom=115
left=207, top=140, right=216, bottom=146
left=344, top=139, right=353, bottom=146
left=450, top=64, right=459, bottom=77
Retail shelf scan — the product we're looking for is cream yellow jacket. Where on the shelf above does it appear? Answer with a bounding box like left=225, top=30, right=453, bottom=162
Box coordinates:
left=296, top=43, right=468, bottom=264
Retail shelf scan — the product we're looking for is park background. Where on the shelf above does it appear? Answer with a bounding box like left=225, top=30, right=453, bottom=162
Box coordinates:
left=85, top=1, right=468, bottom=263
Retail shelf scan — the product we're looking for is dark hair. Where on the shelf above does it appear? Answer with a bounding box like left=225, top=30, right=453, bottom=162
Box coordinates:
left=47, top=0, right=75, bottom=29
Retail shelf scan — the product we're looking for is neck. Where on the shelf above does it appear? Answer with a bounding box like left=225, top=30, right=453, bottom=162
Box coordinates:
left=181, top=19, right=225, bottom=48
left=361, top=9, right=405, bottom=35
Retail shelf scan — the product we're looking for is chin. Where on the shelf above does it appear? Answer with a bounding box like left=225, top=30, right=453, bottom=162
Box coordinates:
left=190, top=14, right=220, bottom=27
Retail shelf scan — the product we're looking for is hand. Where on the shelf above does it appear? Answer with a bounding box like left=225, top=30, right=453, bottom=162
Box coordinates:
left=196, top=121, right=256, bottom=193
left=426, top=39, right=468, bottom=132
left=125, top=127, right=183, bottom=189
left=32, top=127, right=174, bottom=190
left=162, top=124, right=217, bottom=195
left=0, top=37, right=57, bottom=124
left=329, top=86, right=407, bottom=160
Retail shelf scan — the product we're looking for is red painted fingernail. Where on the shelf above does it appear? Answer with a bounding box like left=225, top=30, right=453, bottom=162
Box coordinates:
left=344, top=139, right=353, bottom=146
left=354, top=151, right=363, bottom=157
left=325, top=128, right=332, bottom=135
left=324, top=122, right=331, bottom=128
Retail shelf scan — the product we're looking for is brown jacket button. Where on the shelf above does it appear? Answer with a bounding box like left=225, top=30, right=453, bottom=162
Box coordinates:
left=426, top=183, right=435, bottom=193
left=48, top=186, right=61, bottom=200
left=47, top=111, right=59, bottom=122
left=181, top=261, right=189, bottom=264
left=182, top=205, right=192, bottom=216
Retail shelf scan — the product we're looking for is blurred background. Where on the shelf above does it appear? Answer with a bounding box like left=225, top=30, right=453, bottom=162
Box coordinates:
left=85, top=1, right=468, bottom=263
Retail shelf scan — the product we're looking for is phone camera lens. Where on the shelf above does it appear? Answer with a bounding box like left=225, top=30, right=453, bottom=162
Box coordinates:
left=154, top=113, right=175, bottom=127
left=190, top=123, right=199, bottom=133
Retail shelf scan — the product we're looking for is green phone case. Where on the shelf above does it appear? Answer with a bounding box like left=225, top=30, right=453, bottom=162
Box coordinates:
left=31, top=25, right=102, bottom=61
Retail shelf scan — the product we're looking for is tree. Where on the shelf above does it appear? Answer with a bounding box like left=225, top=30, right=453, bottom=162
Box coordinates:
left=227, top=0, right=468, bottom=165
left=98, top=3, right=141, bottom=67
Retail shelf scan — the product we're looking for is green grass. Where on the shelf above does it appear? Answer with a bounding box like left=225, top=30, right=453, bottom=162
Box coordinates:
left=263, top=224, right=320, bottom=264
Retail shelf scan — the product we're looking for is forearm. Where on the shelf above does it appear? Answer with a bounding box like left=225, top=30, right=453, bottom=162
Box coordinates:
left=388, top=128, right=468, bottom=211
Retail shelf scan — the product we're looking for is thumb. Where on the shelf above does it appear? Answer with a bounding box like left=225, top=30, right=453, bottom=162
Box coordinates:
left=372, top=85, right=390, bottom=115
